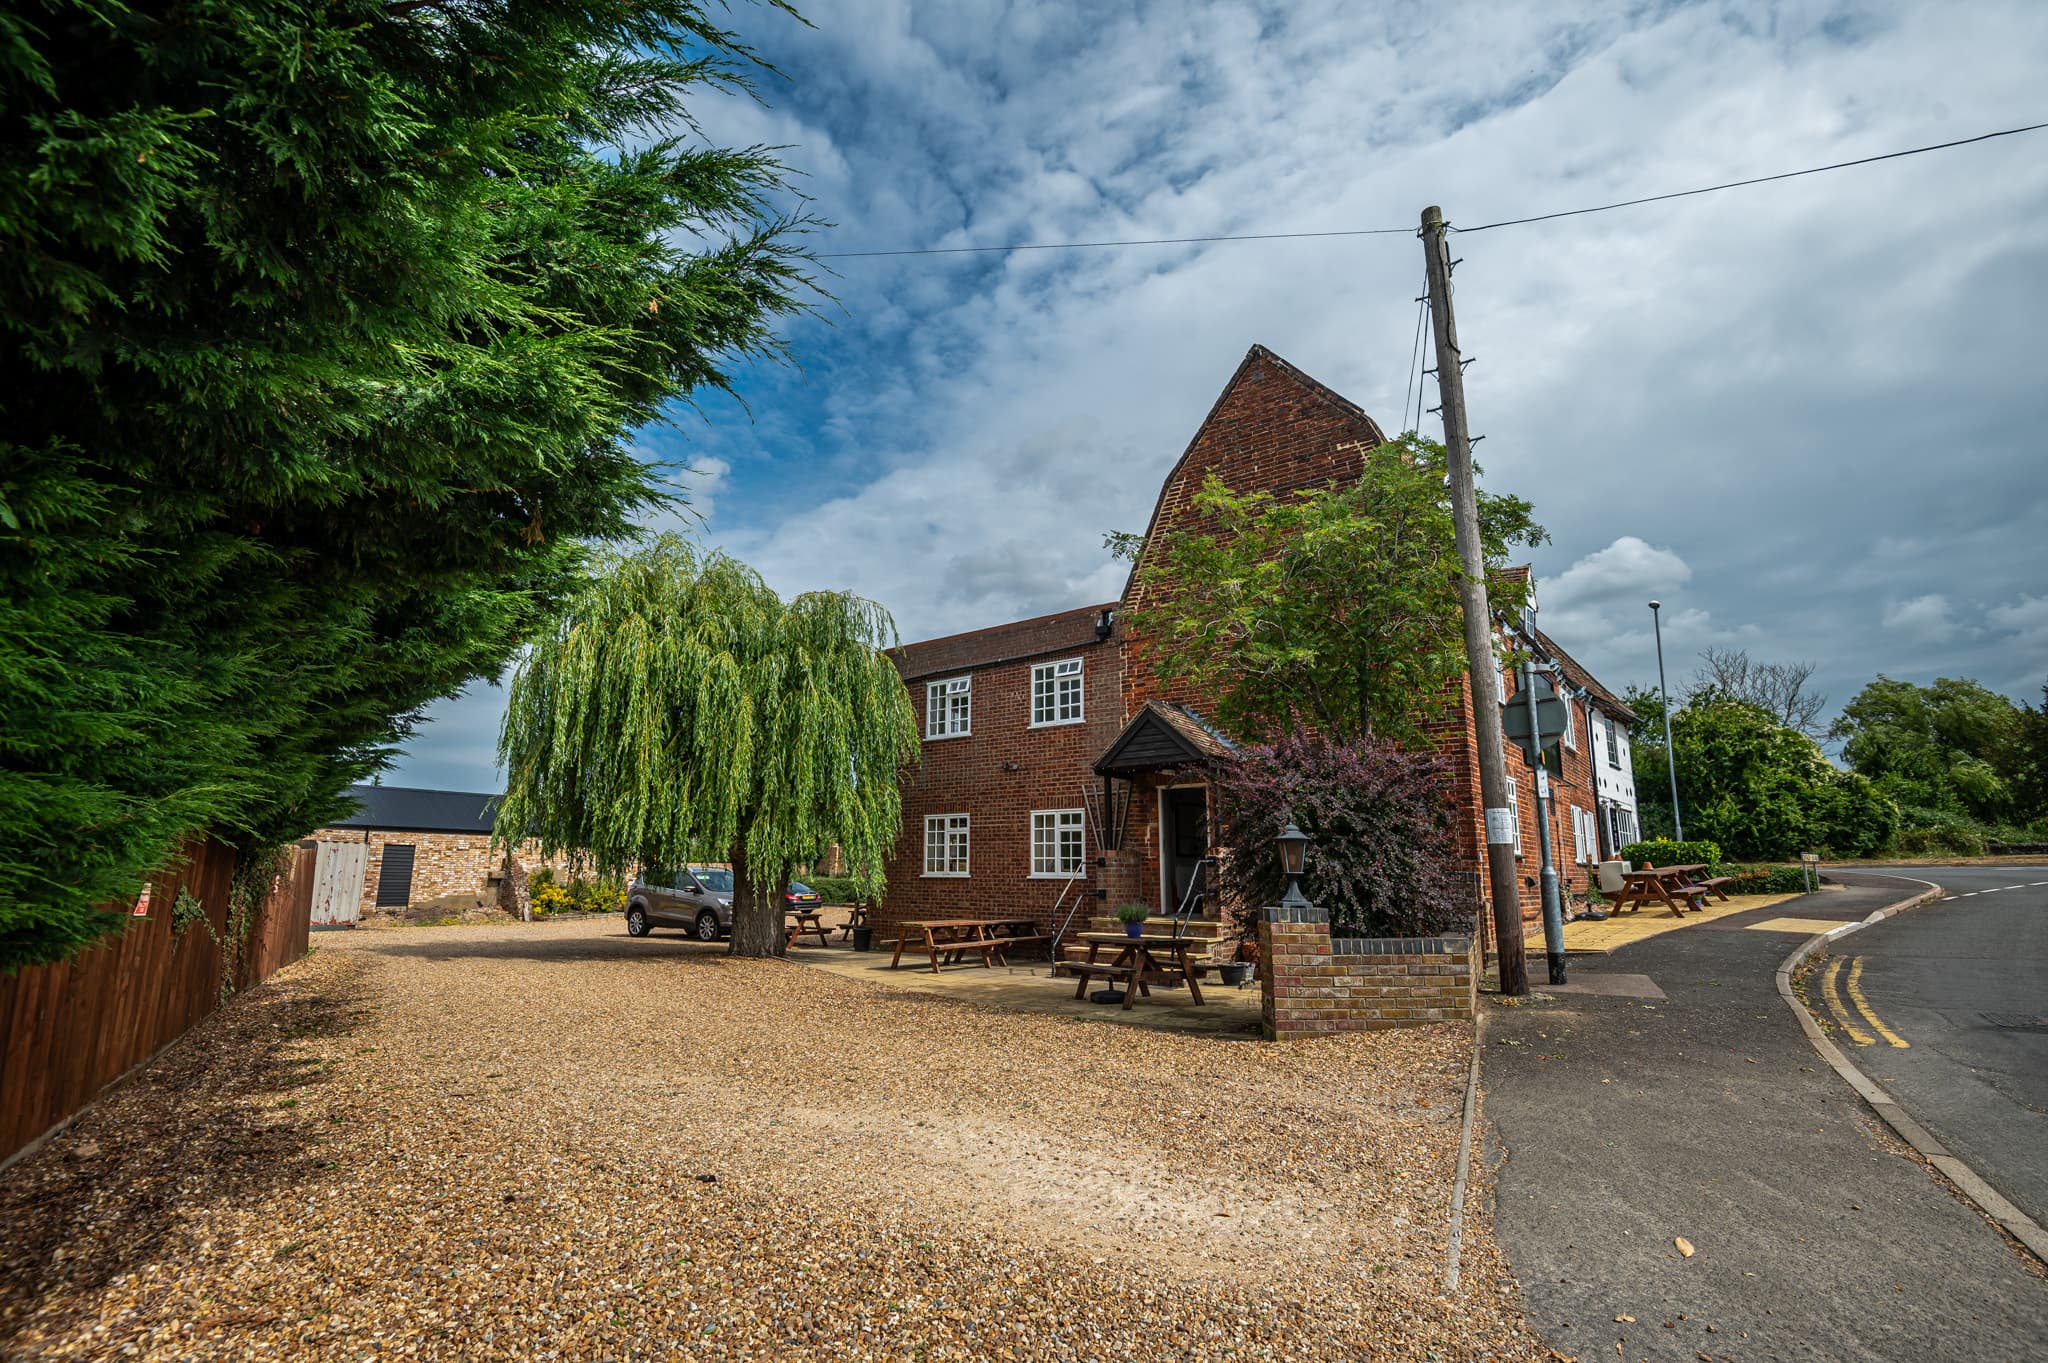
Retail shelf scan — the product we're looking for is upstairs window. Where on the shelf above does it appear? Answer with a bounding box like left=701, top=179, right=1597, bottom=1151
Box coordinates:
left=924, top=814, right=970, bottom=876
left=1605, top=715, right=1621, bottom=768
left=926, top=676, right=971, bottom=739
left=1031, top=658, right=1084, bottom=727
left=1561, top=695, right=1577, bottom=750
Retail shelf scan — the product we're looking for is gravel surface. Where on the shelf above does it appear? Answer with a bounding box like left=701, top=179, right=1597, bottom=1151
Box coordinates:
left=0, top=919, right=1542, bottom=1361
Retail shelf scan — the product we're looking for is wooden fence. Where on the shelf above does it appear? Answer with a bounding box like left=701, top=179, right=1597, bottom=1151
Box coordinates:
left=0, top=838, right=315, bottom=1169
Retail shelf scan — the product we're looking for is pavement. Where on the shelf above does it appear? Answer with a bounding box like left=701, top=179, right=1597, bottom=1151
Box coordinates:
left=1483, top=871, right=2048, bottom=1363
left=1822, top=865, right=2048, bottom=1236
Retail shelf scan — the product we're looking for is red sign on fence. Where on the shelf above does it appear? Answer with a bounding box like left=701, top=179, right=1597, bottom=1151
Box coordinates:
left=132, top=885, right=152, bottom=917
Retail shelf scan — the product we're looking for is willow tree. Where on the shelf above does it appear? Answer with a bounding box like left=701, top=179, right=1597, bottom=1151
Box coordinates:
left=494, top=536, right=921, bottom=955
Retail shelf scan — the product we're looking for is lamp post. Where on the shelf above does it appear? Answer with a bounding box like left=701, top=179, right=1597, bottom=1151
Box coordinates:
left=1649, top=600, right=1683, bottom=841
left=1276, top=821, right=1311, bottom=909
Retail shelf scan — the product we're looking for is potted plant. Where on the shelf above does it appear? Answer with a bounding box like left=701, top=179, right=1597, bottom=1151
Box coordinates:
left=1114, top=902, right=1150, bottom=938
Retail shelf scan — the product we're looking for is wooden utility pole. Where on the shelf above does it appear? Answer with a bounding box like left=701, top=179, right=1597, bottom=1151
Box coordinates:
left=1421, top=205, right=1528, bottom=997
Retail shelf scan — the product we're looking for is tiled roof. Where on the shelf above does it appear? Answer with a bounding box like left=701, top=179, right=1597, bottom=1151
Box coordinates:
left=1535, top=629, right=1638, bottom=725
left=327, top=784, right=500, bottom=835
left=891, top=602, right=1116, bottom=681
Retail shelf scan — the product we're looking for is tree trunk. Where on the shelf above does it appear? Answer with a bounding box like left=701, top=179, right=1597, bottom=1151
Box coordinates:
left=725, top=844, right=787, bottom=958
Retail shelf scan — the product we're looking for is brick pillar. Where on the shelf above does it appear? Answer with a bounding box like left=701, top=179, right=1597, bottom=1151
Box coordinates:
left=1258, top=902, right=1332, bottom=1041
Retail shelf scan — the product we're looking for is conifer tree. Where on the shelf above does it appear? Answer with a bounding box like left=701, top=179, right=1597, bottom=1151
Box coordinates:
left=0, top=0, right=815, bottom=968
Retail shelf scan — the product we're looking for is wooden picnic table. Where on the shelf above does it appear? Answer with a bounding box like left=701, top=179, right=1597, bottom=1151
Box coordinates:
left=1612, top=864, right=1712, bottom=917
left=887, top=919, right=1041, bottom=972
left=1057, top=931, right=1208, bottom=1010
left=835, top=904, right=869, bottom=942
left=785, top=907, right=833, bottom=948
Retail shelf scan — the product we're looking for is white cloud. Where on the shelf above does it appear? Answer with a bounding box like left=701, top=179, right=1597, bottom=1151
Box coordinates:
left=1882, top=593, right=1961, bottom=642
left=1987, top=594, right=2048, bottom=645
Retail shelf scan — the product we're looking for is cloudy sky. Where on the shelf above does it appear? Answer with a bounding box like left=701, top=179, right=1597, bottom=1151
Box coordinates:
left=391, top=0, right=2048, bottom=791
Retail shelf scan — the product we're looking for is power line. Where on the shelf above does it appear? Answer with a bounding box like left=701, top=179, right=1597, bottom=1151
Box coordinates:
left=817, top=225, right=1410, bottom=260
left=814, top=120, right=2048, bottom=260
left=1451, top=120, right=2048, bottom=233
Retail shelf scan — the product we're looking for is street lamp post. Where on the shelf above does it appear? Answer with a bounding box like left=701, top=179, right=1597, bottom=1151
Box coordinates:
left=1649, top=600, right=1683, bottom=842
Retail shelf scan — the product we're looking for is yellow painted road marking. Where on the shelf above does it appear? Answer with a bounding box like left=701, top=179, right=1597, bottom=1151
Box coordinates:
left=1821, top=957, right=1874, bottom=1045
left=1846, top=956, right=1910, bottom=1048
left=1749, top=917, right=1857, bottom=935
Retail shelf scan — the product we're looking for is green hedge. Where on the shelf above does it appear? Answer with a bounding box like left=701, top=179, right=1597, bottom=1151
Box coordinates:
left=1619, top=838, right=1723, bottom=868
left=800, top=875, right=877, bottom=906
left=1708, top=862, right=1813, bottom=895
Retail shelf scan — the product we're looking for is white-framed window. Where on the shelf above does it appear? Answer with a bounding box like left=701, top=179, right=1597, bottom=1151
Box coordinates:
left=1030, top=658, right=1084, bottom=726
left=1571, top=807, right=1591, bottom=862
left=1562, top=695, right=1578, bottom=750
left=1030, top=809, right=1087, bottom=877
left=923, top=813, right=970, bottom=876
left=1605, top=715, right=1621, bottom=768
left=926, top=676, right=971, bottom=740
left=1618, top=807, right=1639, bottom=846
left=1507, top=778, right=1523, bottom=858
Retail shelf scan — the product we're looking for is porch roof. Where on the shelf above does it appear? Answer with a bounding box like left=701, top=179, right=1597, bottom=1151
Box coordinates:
left=1094, top=701, right=1236, bottom=777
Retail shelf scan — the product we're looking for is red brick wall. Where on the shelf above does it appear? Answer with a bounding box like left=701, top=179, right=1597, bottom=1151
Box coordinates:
left=879, top=638, right=1123, bottom=939
left=1120, top=347, right=1386, bottom=722
left=1258, top=907, right=1476, bottom=1039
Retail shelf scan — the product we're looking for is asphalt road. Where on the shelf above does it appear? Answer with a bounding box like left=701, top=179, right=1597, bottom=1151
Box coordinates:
left=1484, top=872, right=2048, bottom=1363
left=1827, top=865, right=2048, bottom=1233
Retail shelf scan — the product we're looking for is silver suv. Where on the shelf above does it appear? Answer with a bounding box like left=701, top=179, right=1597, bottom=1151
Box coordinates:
left=625, top=865, right=733, bottom=942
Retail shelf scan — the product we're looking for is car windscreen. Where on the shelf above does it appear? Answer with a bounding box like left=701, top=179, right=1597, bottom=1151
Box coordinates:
left=690, top=867, right=734, bottom=894
left=788, top=881, right=814, bottom=896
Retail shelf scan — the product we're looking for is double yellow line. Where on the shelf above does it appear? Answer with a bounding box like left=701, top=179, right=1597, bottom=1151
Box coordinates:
left=1819, top=956, right=1909, bottom=1048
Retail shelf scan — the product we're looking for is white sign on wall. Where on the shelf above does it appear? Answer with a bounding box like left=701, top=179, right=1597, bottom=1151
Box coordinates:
left=1485, top=807, right=1517, bottom=845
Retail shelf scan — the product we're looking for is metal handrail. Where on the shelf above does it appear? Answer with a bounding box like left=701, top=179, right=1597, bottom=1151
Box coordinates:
left=1046, top=864, right=1092, bottom=962
left=1168, top=856, right=1214, bottom=939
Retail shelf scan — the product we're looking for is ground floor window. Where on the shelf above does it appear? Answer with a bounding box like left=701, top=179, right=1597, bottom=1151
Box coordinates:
left=1030, top=809, right=1086, bottom=876
left=924, top=814, right=970, bottom=876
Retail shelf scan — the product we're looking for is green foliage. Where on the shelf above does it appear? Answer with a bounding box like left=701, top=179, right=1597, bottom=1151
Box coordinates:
left=1113, top=903, right=1152, bottom=924
left=1214, top=733, right=1472, bottom=941
left=1888, top=808, right=1990, bottom=858
left=1660, top=700, right=1897, bottom=859
left=1620, top=838, right=1723, bottom=868
left=494, top=536, right=922, bottom=954
left=1, top=1, right=817, bottom=970
left=1122, top=434, right=1546, bottom=746
left=804, top=876, right=876, bottom=907
left=1832, top=676, right=2027, bottom=824
left=170, top=887, right=211, bottom=944
left=1707, top=862, right=1814, bottom=895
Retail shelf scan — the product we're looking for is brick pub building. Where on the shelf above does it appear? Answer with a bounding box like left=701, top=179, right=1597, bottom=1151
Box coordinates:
left=876, top=346, right=1638, bottom=958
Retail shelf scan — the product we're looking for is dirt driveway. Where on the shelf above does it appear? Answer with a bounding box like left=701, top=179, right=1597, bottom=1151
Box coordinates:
left=0, top=918, right=1539, bottom=1361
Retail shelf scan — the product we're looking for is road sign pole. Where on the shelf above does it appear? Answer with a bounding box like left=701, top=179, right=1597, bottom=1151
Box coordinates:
left=1522, top=649, right=1567, bottom=985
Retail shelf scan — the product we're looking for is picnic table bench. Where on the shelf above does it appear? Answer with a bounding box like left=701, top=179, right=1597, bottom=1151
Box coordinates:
left=887, top=919, right=1044, bottom=972
left=1053, top=932, right=1209, bottom=1010
left=785, top=907, right=833, bottom=948
left=1612, top=864, right=1714, bottom=917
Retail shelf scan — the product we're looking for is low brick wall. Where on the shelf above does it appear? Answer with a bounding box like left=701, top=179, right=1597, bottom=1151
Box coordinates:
left=1258, top=904, right=1475, bottom=1040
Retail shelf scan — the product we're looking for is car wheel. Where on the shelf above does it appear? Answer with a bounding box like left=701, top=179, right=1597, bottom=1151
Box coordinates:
left=626, top=906, right=650, bottom=938
left=694, top=910, right=721, bottom=942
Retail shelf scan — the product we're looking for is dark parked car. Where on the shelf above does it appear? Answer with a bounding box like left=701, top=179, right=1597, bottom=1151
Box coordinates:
left=784, top=881, right=823, bottom=911
left=625, top=865, right=734, bottom=941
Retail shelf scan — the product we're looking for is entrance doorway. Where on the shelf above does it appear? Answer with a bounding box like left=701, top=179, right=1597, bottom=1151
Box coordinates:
left=1159, top=785, right=1209, bottom=917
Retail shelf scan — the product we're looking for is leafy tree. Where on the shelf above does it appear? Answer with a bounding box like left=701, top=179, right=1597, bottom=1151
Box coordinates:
left=2010, top=682, right=2048, bottom=826
left=1117, top=434, right=1545, bottom=746
left=1830, top=676, right=2023, bottom=823
left=493, top=537, right=921, bottom=956
left=1212, top=734, right=1471, bottom=941
left=1, top=1, right=814, bottom=969
left=1622, top=683, right=1677, bottom=839
left=1673, top=699, right=1896, bottom=859
left=1685, top=648, right=1828, bottom=737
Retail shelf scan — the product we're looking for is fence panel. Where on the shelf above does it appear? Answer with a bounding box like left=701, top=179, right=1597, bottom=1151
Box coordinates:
left=0, top=838, right=315, bottom=1169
